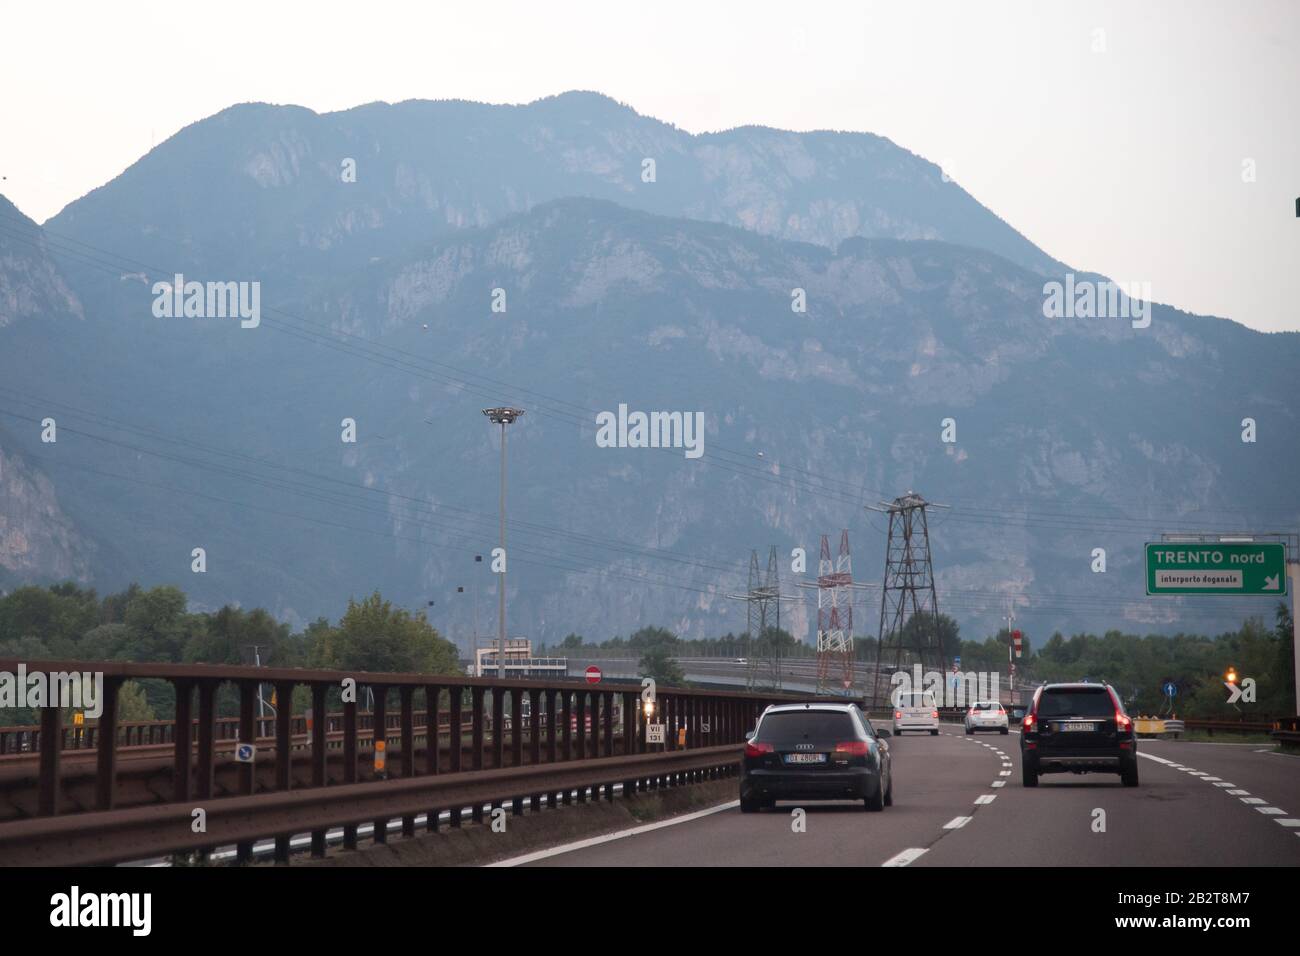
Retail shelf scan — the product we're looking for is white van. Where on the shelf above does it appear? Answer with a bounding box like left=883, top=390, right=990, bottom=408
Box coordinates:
left=893, top=690, right=939, bottom=735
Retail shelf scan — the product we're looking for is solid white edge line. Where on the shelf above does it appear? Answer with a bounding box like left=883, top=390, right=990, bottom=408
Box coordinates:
left=882, top=847, right=928, bottom=867
left=485, top=799, right=740, bottom=867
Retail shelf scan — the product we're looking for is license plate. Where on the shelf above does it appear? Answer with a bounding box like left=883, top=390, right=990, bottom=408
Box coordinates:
left=784, top=753, right=827, bottom=764
left=1061, top=722, right=1095, bottom=732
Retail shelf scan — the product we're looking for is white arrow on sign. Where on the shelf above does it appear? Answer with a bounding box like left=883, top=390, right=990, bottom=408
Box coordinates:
left=1263, top=574, right=1280, bottom=591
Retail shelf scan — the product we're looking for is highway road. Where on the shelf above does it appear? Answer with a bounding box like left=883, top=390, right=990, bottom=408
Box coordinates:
left=501, top=728, right=1300, bottom=867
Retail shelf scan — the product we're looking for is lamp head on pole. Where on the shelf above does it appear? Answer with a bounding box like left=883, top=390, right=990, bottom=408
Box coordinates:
left=482, top=406, right=525, bottom=425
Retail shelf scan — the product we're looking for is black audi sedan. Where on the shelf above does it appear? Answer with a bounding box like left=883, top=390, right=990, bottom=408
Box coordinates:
left=740, top=702, right=893, bottom=812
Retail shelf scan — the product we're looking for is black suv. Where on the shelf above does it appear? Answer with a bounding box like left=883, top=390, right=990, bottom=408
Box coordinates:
left=740, top=702, right=893, bottom=812
left=1020, top=682, right=1139, bottom=787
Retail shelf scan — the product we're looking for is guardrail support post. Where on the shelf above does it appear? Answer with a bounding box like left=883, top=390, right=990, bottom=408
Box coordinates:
left=343, top=697, right=358, bottom=849
left=562, top=690, right=572, bottom=763
left=274, top=679, right=295, bottom=863
left=372, top=685, right=388, bottom=843
left=168, top=679, right=190, bottom=807
left=95, top=677, right=122, bottom=811
left=603, top=691, right=614, bottom=757
left=576, top=690, right=587, bottom=762
left=449, top=686, right=463, bottom=827
left=37, top=698, right=62, bottom=816
left=236, top=680, right=257, bottom=863
left=528, top=689, right=544, bottom=812
left=400, top=685, right=416, bottom=837
left=426, top=685, right=442, bottom=777
left=311, top=682, right=328, bottom=857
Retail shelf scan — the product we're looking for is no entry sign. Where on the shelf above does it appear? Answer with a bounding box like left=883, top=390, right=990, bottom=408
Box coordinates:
left=585, top=665, right=602, bottom=684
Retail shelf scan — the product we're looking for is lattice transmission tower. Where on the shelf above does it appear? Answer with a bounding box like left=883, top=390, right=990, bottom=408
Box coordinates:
left=868, top=492, right=949, bottom=707
left=797, top=531, right=869, bottom=695
left=727, top=546, right=798, bottom=689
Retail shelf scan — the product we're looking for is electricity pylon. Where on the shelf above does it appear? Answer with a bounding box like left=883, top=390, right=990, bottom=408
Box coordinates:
left=868, top=492, right=949, bottom=707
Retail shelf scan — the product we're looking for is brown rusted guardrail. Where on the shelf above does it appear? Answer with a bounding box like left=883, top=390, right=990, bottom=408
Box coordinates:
left=0, top=708, right=504, bottom=757
left=0, top=658, right=838, bottom=864
left=0, top=743, right=741, bottom=866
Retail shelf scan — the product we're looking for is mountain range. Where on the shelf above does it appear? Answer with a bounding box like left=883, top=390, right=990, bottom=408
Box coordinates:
left=1, top=91, right=1296, bottom=648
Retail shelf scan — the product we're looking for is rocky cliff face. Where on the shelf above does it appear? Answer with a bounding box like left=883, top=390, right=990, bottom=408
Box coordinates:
left=0, top=199, right=93, bottom=588
left=0, top=441, right=93, bottom=584
left=0, top=196, right=83, bottom=329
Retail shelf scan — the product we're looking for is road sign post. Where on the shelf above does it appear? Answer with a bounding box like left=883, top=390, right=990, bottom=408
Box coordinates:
left=1291, top=559, right=1300, bottom=717
left=1145, top=542, right=1286, bottom=595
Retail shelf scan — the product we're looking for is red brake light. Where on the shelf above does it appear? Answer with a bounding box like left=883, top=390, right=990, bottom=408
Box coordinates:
left=1116, top=710, right=1131, bottom=731
left=1022, top=712, right=1036, bottom=731
left=834, top=741, right=869, bottom=756
left=931, top=710, right=939, bottom=719
left=744, top=740, right=774, bottom=758
left=894, top=710, right=902, bottom=719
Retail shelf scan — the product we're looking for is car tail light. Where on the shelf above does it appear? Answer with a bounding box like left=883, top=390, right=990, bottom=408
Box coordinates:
left=744, top=740, right=774, bottom=758
left=931, top=710, right=939, bottom=719
left=894, top=710, right=902, bottom=720
left=1116, top=710, right=1132, bottom=732
left=834, top=741, right=870, bottom=756
left=1022, top=712, right=1036, bottom=731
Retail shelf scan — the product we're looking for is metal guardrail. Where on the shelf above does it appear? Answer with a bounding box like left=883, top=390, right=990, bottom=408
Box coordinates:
left=0, top=743, right=743, bottom=866
left=0, top=658, right=839, bottom=865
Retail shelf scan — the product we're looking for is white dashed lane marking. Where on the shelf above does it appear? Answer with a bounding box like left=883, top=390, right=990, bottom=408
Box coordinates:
left=882, top=848, right=928, bottom=867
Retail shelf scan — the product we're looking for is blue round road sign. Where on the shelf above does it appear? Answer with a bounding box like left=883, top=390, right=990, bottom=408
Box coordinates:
left=1162, top=681, right=1177, bottom=697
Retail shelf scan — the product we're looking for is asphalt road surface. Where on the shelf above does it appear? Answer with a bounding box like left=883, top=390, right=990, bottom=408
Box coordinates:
left=512, top=728, right=1300, bottom=866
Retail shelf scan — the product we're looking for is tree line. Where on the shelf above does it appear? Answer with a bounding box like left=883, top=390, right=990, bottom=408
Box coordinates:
left=0, top=582, right=458, bottom=724
left=2, top=581, right=1294, bottom=722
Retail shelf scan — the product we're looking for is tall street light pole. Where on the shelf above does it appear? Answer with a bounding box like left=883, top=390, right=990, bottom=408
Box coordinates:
left=482, top=407, right=524, bottom=680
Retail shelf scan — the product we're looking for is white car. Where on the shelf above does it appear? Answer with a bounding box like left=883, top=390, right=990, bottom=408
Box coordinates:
left=965, top=701, right=1009, bottom=734
left=893, top=691, right=939, bottom=735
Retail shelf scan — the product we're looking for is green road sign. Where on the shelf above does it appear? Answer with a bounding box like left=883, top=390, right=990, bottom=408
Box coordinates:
left=1145, top=542, right=1287, bottom=596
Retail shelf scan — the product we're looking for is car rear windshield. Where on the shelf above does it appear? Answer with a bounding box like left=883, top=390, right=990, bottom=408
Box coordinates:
left=1037, top=688, right=1115, bottom=718
left=756, top=711, right=855, bottom=742
left=972, top=702, right=999, bottom=711
left=899, top=693, right=934, bottom=708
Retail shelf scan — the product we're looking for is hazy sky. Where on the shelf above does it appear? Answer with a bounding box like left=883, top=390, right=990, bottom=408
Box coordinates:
left=3, top=0, right=1296, bottom=332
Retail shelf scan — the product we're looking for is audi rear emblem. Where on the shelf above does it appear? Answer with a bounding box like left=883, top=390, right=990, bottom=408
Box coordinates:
left=795, top=743, right=815, bottom=751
